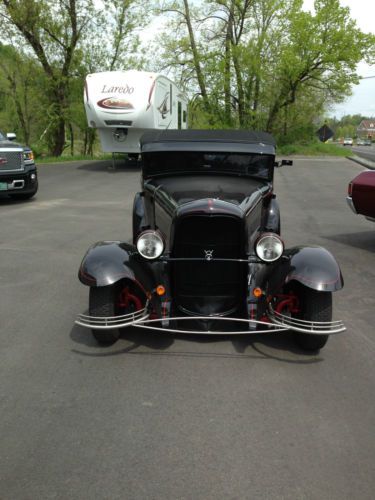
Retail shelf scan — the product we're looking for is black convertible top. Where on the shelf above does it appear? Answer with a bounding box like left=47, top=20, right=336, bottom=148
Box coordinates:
left=140, top=129, right=276, bottom=155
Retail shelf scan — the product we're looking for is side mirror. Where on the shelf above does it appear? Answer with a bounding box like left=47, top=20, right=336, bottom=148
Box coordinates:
left=281, top=159, right=293, bottom=166
left=6, top=132, right=16, bottom=141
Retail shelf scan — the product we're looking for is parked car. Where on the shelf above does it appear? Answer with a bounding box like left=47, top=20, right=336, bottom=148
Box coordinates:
left=347, top=169, right=375, bottom=222
left=356, top=138, right=365, bottom=146
left=343, top=137, right=353, bottom=146
left=0, top=131, right=38, bottom=199
left=76, top=130, right=345, bottom=351
left=364, top=139, right=372, bottom=146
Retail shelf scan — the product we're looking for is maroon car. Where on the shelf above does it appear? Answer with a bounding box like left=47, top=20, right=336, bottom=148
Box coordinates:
left=347, top=170, right=375, bottom=222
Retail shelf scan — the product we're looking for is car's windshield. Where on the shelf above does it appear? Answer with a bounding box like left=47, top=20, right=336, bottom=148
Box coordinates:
left=143, top=151, right=274, bottom=181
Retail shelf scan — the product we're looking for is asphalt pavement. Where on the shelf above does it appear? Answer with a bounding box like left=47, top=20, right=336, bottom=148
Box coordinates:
left=351, top=144, right=375, bottom=164
left=0, top=157, right=374, bottom=499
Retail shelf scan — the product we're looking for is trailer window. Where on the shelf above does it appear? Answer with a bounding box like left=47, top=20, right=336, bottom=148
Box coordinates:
left=183, top=109, right=187, bottom=124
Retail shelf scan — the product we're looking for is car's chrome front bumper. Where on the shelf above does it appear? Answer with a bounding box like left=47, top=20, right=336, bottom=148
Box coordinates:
left=75, top=306, right=346, bottom=336
left=346, top=196, right=357, bottom=214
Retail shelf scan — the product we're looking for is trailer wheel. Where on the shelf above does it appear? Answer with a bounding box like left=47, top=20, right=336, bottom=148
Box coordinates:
left=293, top=286, right=331, bottom=351
left=89, top=285, right=121, bottom=345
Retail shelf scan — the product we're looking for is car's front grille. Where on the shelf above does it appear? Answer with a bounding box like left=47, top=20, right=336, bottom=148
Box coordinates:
left=0, top=150, right=24, bottom=171
left=172, top=214, right=246, bottom=315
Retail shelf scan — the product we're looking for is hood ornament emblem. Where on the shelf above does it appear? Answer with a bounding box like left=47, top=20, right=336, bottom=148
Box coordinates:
left=204, top=250, right=214, bottom=261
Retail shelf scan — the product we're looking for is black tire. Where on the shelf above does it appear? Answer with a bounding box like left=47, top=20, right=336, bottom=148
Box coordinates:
left=293, top=286, right=331, bottom=351
left=89, top=285, right=121, bottom=345
left=128, top=153, right=139, bottom=161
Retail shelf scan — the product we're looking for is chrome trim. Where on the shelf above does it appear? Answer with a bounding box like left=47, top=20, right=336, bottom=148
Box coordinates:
left=8, top=180, right=25, bottom=190
left=346, top=196, right=357, bottom=214
left=76, top=307, right=149, bottom=329
left=0, top=148, right=24, bottom=172
left=133, top=316, right=287, bottom=335
left=76, top=307, right=346, bottom=335
left=75, top=312, right=287, bottom=334
left=75, top=302, right=346, bottom=335
left=268, top=306, right=346, bottom=335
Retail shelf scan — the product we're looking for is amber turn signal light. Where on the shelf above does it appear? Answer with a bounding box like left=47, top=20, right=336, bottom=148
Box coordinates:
left=156, top=285, right=166, bottom=296
left=253, top=287, right=263, bottom=298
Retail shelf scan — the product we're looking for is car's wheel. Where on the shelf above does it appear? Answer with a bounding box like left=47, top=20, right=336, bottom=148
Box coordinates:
left=293, top=286, right=331, bottom=351
left=89, top=285, right=121, bottom=345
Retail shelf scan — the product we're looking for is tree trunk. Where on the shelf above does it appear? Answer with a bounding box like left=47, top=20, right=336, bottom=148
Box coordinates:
left=51, top=117, right=65, bottom=156
left=83, top=130, right=88, bottom=155
left=232, top=50, right=245, bottom=126
left=183, top=0, right=211, bottom=117
left=266, top=102, right=280, bottom=132
left=223, top=6, right=233, bottom=125
left=69, top=123, right=74, bottom=156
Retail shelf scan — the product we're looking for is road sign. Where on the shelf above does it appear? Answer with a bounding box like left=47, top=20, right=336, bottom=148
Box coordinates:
left=317, top=124, right=334, bottom=142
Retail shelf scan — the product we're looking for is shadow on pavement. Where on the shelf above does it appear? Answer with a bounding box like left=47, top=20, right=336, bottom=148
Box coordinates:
left=70, top=323, right=322, bottom=364
left=77, top=159, right=141, bottom=173
left=323, top=231, right=375, bottom=252
left=0, top=194, right=36, bottom=206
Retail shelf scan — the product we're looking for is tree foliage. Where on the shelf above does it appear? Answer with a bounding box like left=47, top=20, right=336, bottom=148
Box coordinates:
left=156, top=0, right=375, bottom=138
left=0, top=0, right=147, bottom=155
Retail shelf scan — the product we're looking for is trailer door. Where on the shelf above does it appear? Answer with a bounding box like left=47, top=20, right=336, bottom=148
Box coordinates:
left=178, top=102, right=182, bottom=129
left=155, top=80, right=170, bottom=128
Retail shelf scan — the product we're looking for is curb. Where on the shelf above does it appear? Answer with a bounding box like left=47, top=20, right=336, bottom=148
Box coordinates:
left=346, top=155, right=375, bottom=170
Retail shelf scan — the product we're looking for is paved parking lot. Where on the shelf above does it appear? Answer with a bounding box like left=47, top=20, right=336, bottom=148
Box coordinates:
left=0, top=157, right=374, bottom=499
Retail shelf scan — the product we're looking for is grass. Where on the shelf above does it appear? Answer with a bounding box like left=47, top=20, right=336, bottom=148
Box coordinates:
left=277, top=142, right=353, bottom=157
left=36, top=153, right=113, bottom=164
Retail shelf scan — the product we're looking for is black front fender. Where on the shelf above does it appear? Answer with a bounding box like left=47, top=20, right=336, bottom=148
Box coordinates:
left=283, top=246, right=344, bottom=292
left=78, top=241, right=157, bottom=291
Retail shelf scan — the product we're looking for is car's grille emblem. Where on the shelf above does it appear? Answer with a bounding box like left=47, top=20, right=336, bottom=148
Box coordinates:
left=0, top=157, right=8, bottom=165
left=204, top=249, right=214, bottom=261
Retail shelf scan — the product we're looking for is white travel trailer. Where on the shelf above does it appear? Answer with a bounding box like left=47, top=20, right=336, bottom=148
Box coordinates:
left=84, top=70, right=188, bottom=154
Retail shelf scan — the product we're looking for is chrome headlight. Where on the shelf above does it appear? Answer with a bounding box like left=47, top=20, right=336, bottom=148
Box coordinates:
left=136, top=230, right=164, bottom=260
left=255, top=233, right=284, bottom=262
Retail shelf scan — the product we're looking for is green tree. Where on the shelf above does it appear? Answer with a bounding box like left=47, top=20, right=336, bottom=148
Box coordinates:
left=155, top=0, right=375, bottom=138
left=265, top=0, right=375, bottom=132
left=0, top=0, right=148, bottom=156
left=0, top=43, right=49, bottom=145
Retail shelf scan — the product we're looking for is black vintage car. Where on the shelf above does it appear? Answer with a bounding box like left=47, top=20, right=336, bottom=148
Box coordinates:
left=0, top=130, right=38, bottom=199
left=76, top=130, right=345, bottom=351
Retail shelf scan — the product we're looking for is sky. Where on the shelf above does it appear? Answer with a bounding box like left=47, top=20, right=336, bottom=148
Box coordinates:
left=303, top=0, right=375, bottom=118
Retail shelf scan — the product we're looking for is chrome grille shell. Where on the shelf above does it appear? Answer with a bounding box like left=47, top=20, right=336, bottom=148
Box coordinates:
left=0, top=148, right=24, bottom=172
